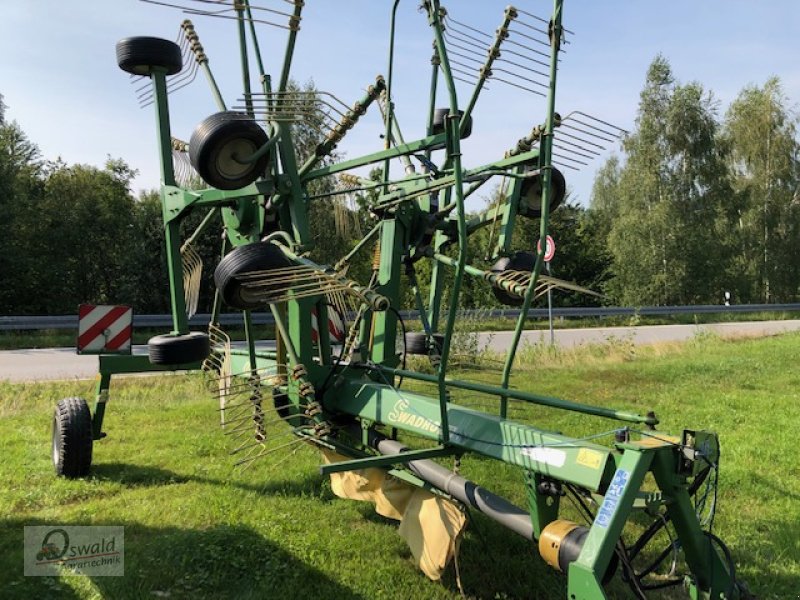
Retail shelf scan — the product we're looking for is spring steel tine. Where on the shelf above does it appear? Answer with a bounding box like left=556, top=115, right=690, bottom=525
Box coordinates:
left=554, top=140, right=601, bottom=160
left=492, top=67, right=549, bottom=90
left=224, top=415, right=301, bottom=439
left=550, top=150, right=589, bottom=167
left=166, top=58, right=199, bottom=91
left=231, top=427, right=299, bottom=455
left=557, top=128, right=610, bottom=152
left=442, top=36, right=491, bottom=66
left=560, top=122, right=618, bottom=144
left=188, top=0, right=296, bottom=20
left=451, top=67, right=483, bottom=85
left=220, top=404, right=308, bottom=429
left=508, top=26, right=551, bottom=50
left=496, top=56, right=550, bottom=80
left=511, top=18, right=549, bottom=39
left=499, top=44, right=550, bottom=70
left=221, top=411, right=273, bottom=430
left=210, top=371, right=282, bottom=389
left=562, top=110, right=628, bottom=136
left=489, top=76, right=546, bottom=98
left=444, top=18, right=492, bottom=48
left=445, top=48, right=484, bottom=68
left=445, top=15, right=493, bottom=40
left=503, top=36, right=552, bottom=62
left=140, top=0, right=292, bottom=29
left=234, top=436, right=309, bottom=467
left=443, top=30, right=490, bottom=54
left=251, top=90, right=352, bottom=113
left=450, top=58, right=483, bottom=76
left=182, top=9, right=292, bottom=30
left=512, top=6, right=575, bottom=35
left=263, top=446, right=304, bottom=472
left=453, top=75, right=483, bottom=88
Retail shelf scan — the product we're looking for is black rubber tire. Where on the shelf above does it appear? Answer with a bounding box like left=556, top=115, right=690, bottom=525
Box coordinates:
left=431, top=108, right=473, bottom=139
left=116, top=37, right=183, bottom=76
left=405, top=332, right=445, bottom=355
left=430, top=333, right=445, bottom=354
left=148, top=331, right=210, bottom=365
left=518, top=166, right=566, bottom=219
left=491, top=251, right=537, bottom=306
left=214, top=242, right=294, bottom=309
left=189, top=112, right=270, bottom=190
left=405, top=332, right=428, bottom=355
left=52, top=397, right=93, bottom=478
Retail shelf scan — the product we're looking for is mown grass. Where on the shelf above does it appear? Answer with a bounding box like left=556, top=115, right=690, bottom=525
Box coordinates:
left=1, top=333, right=799, bottom=599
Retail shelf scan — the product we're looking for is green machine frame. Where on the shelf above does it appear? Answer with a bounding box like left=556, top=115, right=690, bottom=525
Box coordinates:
left=69, top=2, right=749, bottom=598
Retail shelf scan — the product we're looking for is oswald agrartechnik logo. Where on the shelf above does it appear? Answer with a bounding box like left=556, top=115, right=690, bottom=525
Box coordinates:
left=24, top=526, right=124, bottom=576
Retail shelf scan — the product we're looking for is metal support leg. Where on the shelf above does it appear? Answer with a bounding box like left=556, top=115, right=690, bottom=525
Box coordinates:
left=91, top=371, right=111, bottom=440
left=567, top=449, right=653, bottom=600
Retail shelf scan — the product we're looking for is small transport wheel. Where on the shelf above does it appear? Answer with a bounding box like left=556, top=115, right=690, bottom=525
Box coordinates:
left=518, top=166, right=566, bottom=219
left=429, top=333, right=445, bottom=355
left=431, top=108, right=473, bottom=139
left=189, top=111, right=270, bottom=190
left=52, top=397, right=93, bottom=478
left=148, top=331, right=210, bottom=365
left=405, top=332, right=428, bottom=355
left=491, top=251, right=537, bottom=306
left=404, top=332, right=446, bottom=356
left=115, top=37, right=183, bottom=77
left=214, top=242, right=294, bottom=309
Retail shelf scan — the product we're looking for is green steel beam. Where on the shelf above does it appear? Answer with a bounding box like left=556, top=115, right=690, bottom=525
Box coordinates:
left=331, top=378, right=616, bottom=492
left=499, top=0, right=564, bottom=417
left=371, top=364, right=657, bottom=427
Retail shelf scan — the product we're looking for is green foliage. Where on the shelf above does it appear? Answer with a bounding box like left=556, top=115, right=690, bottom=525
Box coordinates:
left=591, top=57, right=799, bottom=306
left=723, top=78, right=800, bottom=303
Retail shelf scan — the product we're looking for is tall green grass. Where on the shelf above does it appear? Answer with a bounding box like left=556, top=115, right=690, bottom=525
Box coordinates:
left=1, top=333, right=798, bottom=598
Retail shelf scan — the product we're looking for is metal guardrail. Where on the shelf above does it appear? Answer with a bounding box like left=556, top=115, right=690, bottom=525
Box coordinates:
left=2, top=304, right=800, bottom=331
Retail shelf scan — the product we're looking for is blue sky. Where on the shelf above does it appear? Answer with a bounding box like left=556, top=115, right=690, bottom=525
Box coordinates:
left=1, top=1, right=798, bottom=209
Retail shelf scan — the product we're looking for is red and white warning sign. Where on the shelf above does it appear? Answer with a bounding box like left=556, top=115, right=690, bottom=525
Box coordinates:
left=311, top=307, right=345, bottom=345
left=537, top=235, right=556, bottom=262
left=77, top=304, right=133, bottom=354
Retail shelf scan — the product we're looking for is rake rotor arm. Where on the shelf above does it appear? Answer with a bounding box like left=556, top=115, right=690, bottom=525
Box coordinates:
left=459, top=5, right=517, bottom=139
left=498, top=0, right=563, bottom=418
left=181, top=19, right=226, bottom=110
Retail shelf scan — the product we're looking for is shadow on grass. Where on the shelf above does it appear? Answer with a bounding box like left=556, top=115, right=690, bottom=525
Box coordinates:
left=89, top=462, right=336, bottom=502
left=1, top=517, right=365, bottom=600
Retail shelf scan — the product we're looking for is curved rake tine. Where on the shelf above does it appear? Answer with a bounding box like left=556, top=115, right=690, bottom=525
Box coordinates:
left=551, top=151, right=589, bottom=167
left=489, top=76, right=546, bottom=98
left=554, top=140, right=600, bottom=161
left=504, top=37, right=552, bottom=61
left=500, top=45, right=550, bottom=70
left=445, top=15, right=493, bottom=39
left=492, top=67, right=549, bottom=90
left=560, top=122, right=618, bottom=144
left=443, top=30, right=490, bottom=54
left=496, top=56, right=549, bottom=80
left=513, top=6, right=575, bottom=36
left=557, top=129, right=610, bottom=152
left=508, top=26, right=551, bottom=51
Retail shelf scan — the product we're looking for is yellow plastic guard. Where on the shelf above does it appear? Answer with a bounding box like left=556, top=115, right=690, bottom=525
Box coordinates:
left=321, top=449, right=466, bottom=580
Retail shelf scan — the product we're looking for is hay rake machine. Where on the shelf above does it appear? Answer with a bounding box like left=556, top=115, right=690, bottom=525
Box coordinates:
left=49, top=1, right=751, bottom=598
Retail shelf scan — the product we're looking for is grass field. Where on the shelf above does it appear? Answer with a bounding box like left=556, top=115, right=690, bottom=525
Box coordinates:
left=1, top=332, right=799, bottom=599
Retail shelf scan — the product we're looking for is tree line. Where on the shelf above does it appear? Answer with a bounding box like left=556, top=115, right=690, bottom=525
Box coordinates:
left=591, top=57, right=800, bottom=306
left=1, top=58, right=798, bottom=316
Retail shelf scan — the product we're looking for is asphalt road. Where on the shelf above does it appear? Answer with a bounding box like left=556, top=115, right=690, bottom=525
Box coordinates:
left=2, top=320, right=799, bottom=383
